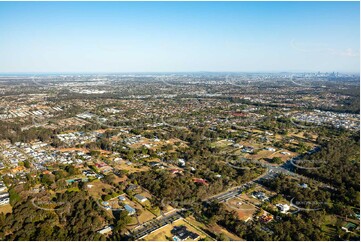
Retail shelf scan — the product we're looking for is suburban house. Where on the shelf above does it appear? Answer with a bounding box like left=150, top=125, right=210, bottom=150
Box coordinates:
left=171, top=226, right=200, bottom=241
left=178, top=159, right=186, bottom=167
left=0, top=192, right=10, bottom=206
left=342, top=222, right=357, bottom=233
left=124, top=204, right=136, bottom=215
left=276, top=204, right=290, bottom=213
left=259, top=214, right=274, bottom=223
left=252, top=191, right=269, bottom=202
left=134, top=194, right=148, bottom=203
left=97, top=225, right=113, bottom=235
left=170, top=169, right=182, bottom=174
left=0, top=182, right=7, bottom=192
left=193, top=178, right=209, bottom=186
left=281, top=151, right=290, bottom=155
left=265, top=147, right=276, bottom=152
left=242, top=146, right=254, bottom=153
left=126, top=184, right=138, bottom=192
left=299, top=183, right=308, bottom=188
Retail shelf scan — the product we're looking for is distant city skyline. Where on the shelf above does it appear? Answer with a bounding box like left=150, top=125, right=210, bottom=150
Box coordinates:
left=0, top=1, right=359, bottom=73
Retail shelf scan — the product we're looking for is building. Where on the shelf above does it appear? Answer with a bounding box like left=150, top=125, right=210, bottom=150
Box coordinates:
left=265, top=147, right=276, bottom=152
left=0, top=192, right=9, bottom=198
left=170, top=169, right=181, bottom=174
left=276, top=204, right=290, bottom=213
left=97, top=226, right=113, bottom=235
left=178, top=159, right=186, bottom=167
left=0, top=192, right=9, bottom=206
left=299, top=183, right=308, bottom=188
left=124, top=204, right=136, bottom=215
left=0, top=183, right=7, bottom=192
left=126, top=184, right=138, bottom=192
left=252, top=191, right=269, bottom=201
left=342, top=222, right=357, bottom=233
left=259, top=214, right=273, bottom=223
left=171, top=226, right=200, bottom=241
left=193, top=178, right=209, bottom=186
left=149, top=162, right=160, bottom=167
left=242, top=146, right=254, bottom=153
left=134, top=194, right=148, bottom=203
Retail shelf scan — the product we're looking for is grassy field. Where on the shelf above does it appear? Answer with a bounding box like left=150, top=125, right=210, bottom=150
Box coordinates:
left=210, top=139, right=234, bottom=148
left=143, top=223, right=173, bottom=241
left=0, top=204, right=12, bottom=214
left=225, top=197, right=257, bottom=221
left=114, top=162, right=149, bottom=174
left=320, top=215, right=339, bottom=240
left=186, top=216, right=241, bottom=241
left=138, top=209, right=157, bottom=224
left=209, top=224, right=244, bottom=241
left=56, top=147, right=89, bottom=153
left=124, top=196, right=157, bottom=230
left=87, top=179, right=114, bottom=198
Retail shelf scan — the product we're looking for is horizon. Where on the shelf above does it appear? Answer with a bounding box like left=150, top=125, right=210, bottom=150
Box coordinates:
left=0, top=70, right=359, bottom=75
left=0, top=1, right=360, bottom=73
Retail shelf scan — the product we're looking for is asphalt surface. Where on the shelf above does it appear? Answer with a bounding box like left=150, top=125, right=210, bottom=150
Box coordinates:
left=131, top=211, right=182, bottom=240
left=207, top=146, right=335, bottom=203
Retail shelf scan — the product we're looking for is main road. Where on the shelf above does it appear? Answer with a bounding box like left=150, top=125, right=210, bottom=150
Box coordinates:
left=207, top=146, right=336, bottom=204
left=130, top=210, right=183, bottom=240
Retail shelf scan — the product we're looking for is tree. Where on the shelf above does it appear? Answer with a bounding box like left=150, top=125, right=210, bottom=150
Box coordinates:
left=104, top=174, right=116, bottom=184
left=256, top=208, right=264, bottom=217
left=23, top=160, right=31, bottom=169
left=114, top=211, right=132, bottom=232
left=65, top=165, right=79, bottom=176
left=271, top=157, right=282, bottom=164
left=40, top=174, right=55, bottom=186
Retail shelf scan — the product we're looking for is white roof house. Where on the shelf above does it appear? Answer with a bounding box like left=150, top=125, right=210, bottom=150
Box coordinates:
left=124, top=204, right=136, bottom=215
left=276, top=204, right=290, bottom=213
left=134, top=194, right=148, bottom=203
left=98, top=226, right=113, bottom=234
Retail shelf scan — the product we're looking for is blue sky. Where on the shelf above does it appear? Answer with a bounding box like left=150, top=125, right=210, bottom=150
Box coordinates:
left=0, top=1, right=359, bottom=73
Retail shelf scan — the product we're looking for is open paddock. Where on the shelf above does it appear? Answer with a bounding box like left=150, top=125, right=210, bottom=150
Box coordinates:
left=224, top=197, right=257, bottom=221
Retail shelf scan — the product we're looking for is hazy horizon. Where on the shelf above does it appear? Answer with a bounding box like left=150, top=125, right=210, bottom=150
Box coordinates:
left=0, top=70, right=359, bottom=75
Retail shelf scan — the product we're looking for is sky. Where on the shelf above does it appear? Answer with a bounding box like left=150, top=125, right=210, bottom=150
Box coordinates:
left=0, top=1, right=359, bottom=73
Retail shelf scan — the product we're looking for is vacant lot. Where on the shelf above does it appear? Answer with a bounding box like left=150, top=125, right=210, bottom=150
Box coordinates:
left=225, top=197, right=257, bottom=221
left=210, top=139, right=233, bottom=148
left=56, top=147, right=89, bottom=153
left=209, top=224, right=244, bottom=241
left=87, top=179, right=114, bottom=198
left=138, top=209, right=157, bottom=225
left=186, top=216, right=240, bottom=241
left=0, top=204, right=12, bottom=214
left=114, top=162, right=149, bottom=174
